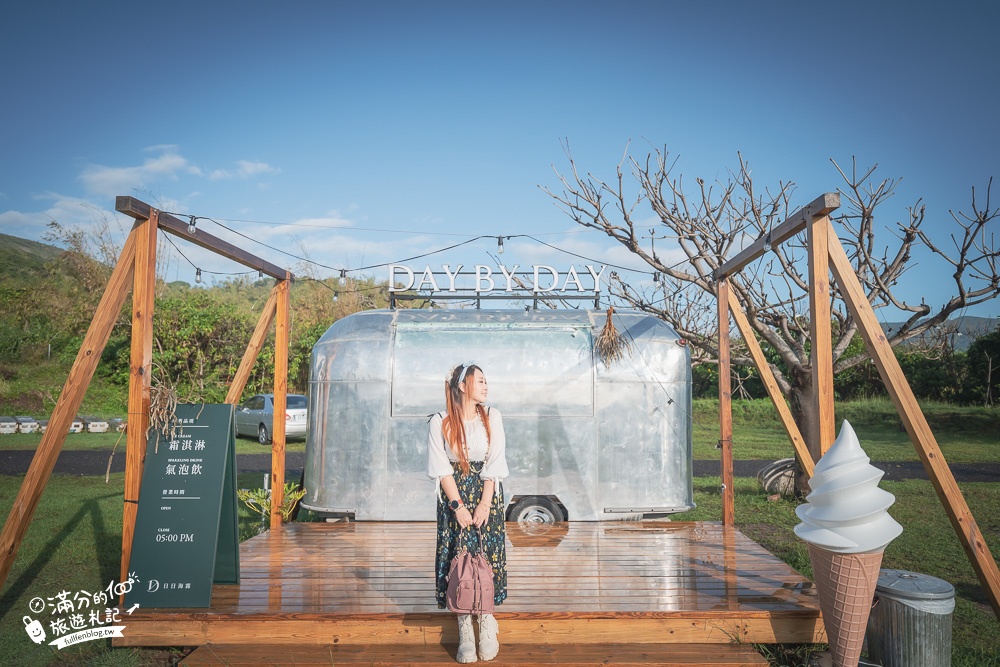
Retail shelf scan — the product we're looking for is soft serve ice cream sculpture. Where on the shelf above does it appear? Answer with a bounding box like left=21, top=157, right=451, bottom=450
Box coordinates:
left=795, top=420, right=903, bottom=667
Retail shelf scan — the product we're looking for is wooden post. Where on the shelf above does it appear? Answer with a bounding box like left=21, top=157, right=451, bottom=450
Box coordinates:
left=727, top=289, right=815, bottom=479
left=0, top=228, right=138, bottom=589
left=717, top=279, right=735, bottom=526
left=827, top=225, right=1000, bottom=618
left=807, top=215, right=836, bottom=456
left=121, top=211, right=158, bottom=586
left=225, top=285, right=280, bottom=405
left=269, top=274, right=291, bottom=530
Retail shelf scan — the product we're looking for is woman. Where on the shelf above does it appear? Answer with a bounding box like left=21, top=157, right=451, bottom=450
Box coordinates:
left=428, top=362, right=509, bottom=663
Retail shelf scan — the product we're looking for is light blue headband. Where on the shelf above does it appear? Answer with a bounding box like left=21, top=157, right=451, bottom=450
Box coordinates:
left=457, top=361, right=475, bottom=384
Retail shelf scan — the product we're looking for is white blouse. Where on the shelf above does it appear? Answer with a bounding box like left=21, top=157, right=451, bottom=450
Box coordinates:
left=427, top=407, right=509, bottom=499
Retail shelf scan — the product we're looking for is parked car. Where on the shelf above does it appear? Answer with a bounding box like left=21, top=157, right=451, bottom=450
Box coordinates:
left=37, top=419, right=49, bottom=433
left=69, top=416, right=84, bottom=434
left=109, top=417, right=127, bottom=433
left=15, top=416, right=39, bottom=433
left=83, top=416, right=110, bottom=433
left=235, top=393, right=308, bottom=444
left=0, top=416, right=17, bottom=435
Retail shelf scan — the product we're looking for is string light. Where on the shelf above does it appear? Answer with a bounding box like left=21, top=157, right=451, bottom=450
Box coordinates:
left=188, top=216, right=198, bottom=235
left=195, top=268, right=202, bottom=283
left=497, top=236, right=505, bottom=254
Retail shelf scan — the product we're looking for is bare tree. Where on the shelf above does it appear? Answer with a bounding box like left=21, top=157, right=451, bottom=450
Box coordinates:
left=543, top=144, right=1000, bottom=464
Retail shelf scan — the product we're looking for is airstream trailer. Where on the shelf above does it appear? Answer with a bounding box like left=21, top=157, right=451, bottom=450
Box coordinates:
left=301, top=309, right=694, bottom=522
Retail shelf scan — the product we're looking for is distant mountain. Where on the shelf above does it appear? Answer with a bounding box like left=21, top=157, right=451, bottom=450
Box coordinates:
left=883, top=315, right=998, bottom=351
left=0, top=232, right=63, bottom=276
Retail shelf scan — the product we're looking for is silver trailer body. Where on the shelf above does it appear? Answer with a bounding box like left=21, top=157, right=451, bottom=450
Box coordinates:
left=301, top=309, right=694, bottom=521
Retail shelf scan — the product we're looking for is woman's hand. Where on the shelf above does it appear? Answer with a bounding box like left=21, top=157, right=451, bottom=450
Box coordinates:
left=471, top=502, right=490, bottom=527
left=456, top=506, right=474, bottom=529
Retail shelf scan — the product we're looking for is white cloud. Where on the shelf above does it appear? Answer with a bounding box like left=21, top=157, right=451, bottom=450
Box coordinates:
left=208, top=159, right=279, bottom=181
left=236, top=160, right=278, bottom=178
left=79, top=149, right=200, bottom=197
left=0, top=193, right=125, bottom=245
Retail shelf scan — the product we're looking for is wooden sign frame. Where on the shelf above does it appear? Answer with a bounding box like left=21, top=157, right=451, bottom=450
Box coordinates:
left=0, top=198, right=294, bottom=593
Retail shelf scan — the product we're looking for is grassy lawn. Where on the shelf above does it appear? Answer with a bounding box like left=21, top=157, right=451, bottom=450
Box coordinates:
left=692, top=397, right=1000, bottom=463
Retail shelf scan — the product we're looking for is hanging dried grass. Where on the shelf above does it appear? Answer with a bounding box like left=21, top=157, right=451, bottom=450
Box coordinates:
left=594, top=306, right=633, bottom=368
left=149, top=370, right=179, bottom=453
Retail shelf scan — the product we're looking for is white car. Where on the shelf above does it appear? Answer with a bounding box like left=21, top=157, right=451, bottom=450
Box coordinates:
left=0, top=417, right=17, bottom=435
left=235, top=393, right=308, bottom=444
left=83, top=416, right=110, bottom=433
left=15, top=416, right=39, bottom=434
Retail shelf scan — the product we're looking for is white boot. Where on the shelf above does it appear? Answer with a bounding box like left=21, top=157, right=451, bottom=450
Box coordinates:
left=477, top=614, right=499, bottom=661
left=456, top=614, right=477, bottom=663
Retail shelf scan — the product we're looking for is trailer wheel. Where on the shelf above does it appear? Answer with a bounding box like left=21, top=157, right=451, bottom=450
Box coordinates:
left=509, top=496, right=565, bottom=525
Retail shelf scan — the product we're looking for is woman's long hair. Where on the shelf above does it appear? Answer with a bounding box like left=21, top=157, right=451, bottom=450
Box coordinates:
left=441, top=363, right=492, bottom=475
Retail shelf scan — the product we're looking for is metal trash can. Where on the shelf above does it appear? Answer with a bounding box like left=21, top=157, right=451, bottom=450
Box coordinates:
left=866, top=569, right=955, bottom=667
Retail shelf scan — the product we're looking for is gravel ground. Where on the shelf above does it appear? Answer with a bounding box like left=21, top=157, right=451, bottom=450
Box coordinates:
left=1, top=450, right=997, bottom=482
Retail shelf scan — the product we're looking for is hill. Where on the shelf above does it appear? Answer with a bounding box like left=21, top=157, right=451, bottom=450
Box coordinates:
left=0, top=232, right=63, bottom=276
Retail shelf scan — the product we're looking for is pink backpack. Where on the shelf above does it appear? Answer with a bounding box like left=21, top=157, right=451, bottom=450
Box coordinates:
left=445, top=529, right=494, bottom=614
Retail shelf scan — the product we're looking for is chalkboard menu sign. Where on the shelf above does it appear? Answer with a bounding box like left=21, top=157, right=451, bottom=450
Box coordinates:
left=126, top=404, right=240, bottom=608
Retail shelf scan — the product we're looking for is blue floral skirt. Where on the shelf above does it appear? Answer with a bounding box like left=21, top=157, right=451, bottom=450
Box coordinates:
left=435, top=461, right=507, bottom=609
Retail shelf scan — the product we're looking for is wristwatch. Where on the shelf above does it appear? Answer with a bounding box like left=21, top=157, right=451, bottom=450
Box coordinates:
left=449, top=499, right=464, bottom=511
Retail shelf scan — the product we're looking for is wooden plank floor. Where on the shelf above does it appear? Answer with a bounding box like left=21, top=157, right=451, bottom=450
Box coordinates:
left=180, top=642, right=769, bottom=666
left=118, top=521, right=824, bottom=648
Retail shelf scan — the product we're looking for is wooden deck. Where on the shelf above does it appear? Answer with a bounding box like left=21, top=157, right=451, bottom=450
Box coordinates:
left=117, top=520, right=823, bottom=656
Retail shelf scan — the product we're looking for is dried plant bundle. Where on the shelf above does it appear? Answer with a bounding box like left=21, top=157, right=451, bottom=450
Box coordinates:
left=595, top=306, right=633, bottom=368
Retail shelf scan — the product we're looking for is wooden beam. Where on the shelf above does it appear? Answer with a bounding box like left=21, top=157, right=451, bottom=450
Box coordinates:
left=726, top=289, right=815, bottom=478
left=270, top=274, right=291, bottom=530
left=827, top=224, right=1000, bottom=619
left=224, top=285, right=280, bottom=405
left=717, top=279, right=735, bottom=526
left=116, top=196, right=290, bottom=280
left=714, top=193, right=840, bottom=281
left=0, top=227, right=138, bottom=589
left=808, top=215, right=836, bottom=455
left=121, top=211, right=158, bottom=588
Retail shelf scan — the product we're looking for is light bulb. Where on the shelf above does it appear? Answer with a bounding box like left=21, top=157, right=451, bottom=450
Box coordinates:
left=187, top=216, right=197, bottom=235
left=195, top=268, right=202, bottom=284
left=497, top=236, right=505, bottom=254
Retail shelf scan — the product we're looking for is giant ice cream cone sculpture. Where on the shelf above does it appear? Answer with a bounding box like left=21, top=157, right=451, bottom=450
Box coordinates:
left=794, top=420, right=902, bottom=667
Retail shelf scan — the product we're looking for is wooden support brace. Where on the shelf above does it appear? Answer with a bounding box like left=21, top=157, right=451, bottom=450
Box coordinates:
left=726, top=289, right=815, bottom=478
left=121, top=211, right=158, bottom=587
left=0, top=227, right=138, bottom=589
left=717, top=279, right=735, bottom=526
left=807, top=216, right=836, bottom=456
left=225, top=285, right=280, bottom=405
left=270, top=274, right=291, bottom=530
left=827, top=224, right=1000, bottom=619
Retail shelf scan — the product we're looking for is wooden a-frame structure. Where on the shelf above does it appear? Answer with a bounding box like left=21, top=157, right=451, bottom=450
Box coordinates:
left=0, top=197, right=295, bottom=591
left=712, top=192, right=1000, bottom=619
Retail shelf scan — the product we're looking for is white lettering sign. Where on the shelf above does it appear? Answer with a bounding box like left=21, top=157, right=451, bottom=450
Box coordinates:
left=387, top=264, right=607, bottom=293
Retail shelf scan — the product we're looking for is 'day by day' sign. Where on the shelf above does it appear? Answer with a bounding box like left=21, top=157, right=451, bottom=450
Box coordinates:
left=388, top=264, right=607, bottom=293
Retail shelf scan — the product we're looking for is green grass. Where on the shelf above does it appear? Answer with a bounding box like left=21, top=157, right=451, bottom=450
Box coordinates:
left=692, top=398, right=1000, bottom=463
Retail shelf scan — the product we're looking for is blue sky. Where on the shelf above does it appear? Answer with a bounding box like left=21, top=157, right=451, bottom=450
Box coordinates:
left=1, top=1, right=997, bottom=317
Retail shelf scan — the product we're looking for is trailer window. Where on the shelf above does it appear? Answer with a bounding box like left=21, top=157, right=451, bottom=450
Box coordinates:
left=391, top=325, right=594, bottom=418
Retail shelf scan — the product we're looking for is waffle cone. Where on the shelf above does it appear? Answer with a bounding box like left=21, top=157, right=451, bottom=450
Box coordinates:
left=808, top=544, right=883, bottom=667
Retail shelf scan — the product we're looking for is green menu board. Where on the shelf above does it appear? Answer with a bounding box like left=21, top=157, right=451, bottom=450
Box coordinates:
left=126, top=404, right=240, bottom=608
